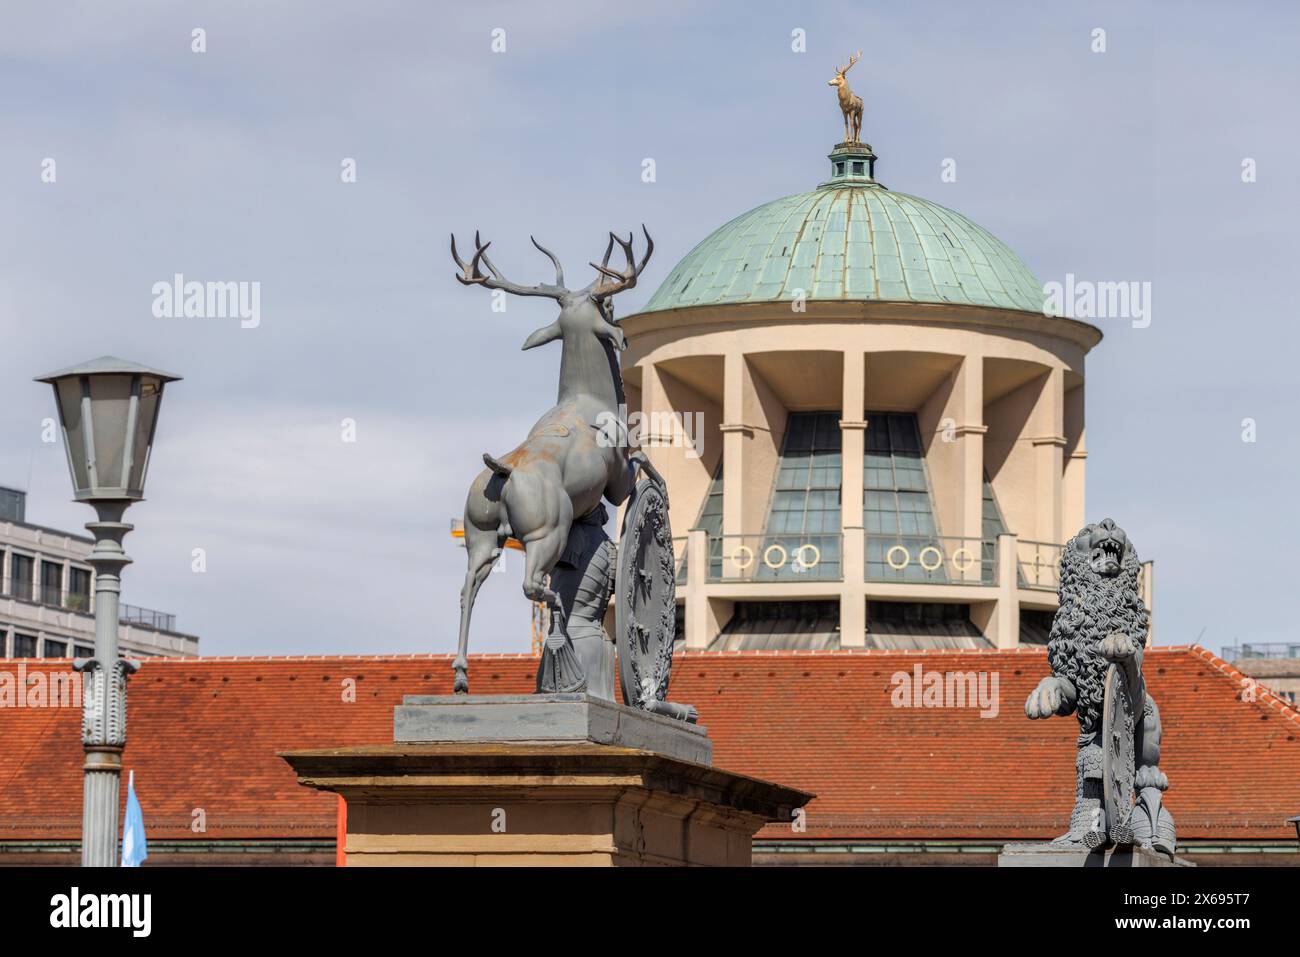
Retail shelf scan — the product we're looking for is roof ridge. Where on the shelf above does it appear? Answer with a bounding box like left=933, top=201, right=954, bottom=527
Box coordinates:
left=680, top=646, right=1054, bottom=656
left=12, top=645, right=1221, bottom=665
left=1186, top=644, right=1300, bottom=729
left=119, top=653, right=541, bottom=663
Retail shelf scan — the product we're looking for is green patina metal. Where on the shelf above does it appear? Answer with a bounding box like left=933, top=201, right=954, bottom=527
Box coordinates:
left=639, top=144, right=1044, bottom=316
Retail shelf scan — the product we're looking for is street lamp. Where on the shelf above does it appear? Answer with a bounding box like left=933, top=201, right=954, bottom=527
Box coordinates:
left=35, top=356, right=180, bottom=867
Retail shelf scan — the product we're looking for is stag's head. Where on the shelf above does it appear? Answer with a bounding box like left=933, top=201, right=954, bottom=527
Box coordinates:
left=451, top=228, right=653, bottom=353
left=829, top=50, right=862, bottom=89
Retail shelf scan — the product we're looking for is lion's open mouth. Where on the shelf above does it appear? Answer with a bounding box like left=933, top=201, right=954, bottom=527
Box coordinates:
left=1090, top=537, right=1123, bottom=576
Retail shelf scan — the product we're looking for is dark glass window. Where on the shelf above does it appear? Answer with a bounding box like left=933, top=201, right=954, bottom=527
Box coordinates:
left=43, top=638, right=67, bottom=658
left=68, top=567, right=91, bottom=611
left=40, top=561, right=63, bottom=605
left=981, top=473, right=1011, bottom=584
left=682, top=459, right=724, bottom=582
left=852, top=161, right=864, bottom=174
left=9, top=553, right=33, bottom=599
left=758, top=412, right=842, bottom=580
left=13, top=634, right=36, bottom=658
left=869, top=600, right=971, bottom=627
left=864, top=413, right=944, bottom=582
left=0, top=487, right=24, bottom=522
left=74, top=645, right=93, bottom=658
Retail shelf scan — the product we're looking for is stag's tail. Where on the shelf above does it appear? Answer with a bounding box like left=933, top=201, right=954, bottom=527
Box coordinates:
left=483, top=452, right=513, bottom=477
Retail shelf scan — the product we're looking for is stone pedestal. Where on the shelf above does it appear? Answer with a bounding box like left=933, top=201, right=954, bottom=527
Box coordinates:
left=281, top=694, right=811, bottom=867
left=393, top=693, right=712, bottom=764
left=999, top=843, right=1194, bottom=867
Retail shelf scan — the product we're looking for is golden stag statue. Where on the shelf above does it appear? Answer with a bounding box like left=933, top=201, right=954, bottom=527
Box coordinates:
left=828, top=50, right=864, bottom=145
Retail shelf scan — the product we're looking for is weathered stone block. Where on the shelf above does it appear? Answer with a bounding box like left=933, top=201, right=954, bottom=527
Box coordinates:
left=998, top=843, right=1194, bottom=867
left=393, top=693, right=712, bottom=766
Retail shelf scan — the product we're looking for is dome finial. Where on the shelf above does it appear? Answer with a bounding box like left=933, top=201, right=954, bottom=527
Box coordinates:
left=822, top=141, right=880, bottom=189
left=823, top=49, right=879, bottom=187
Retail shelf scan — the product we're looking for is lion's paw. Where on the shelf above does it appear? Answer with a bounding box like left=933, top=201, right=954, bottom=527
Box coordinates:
left=1099, top=633, right=1135, bottom=662
left=1136, top=765, right=1168, bottom=791
left=1025, top=676, right=1066, bottom=719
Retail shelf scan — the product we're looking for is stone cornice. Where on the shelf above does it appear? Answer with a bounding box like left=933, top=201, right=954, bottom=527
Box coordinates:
left=718, top=423, right=758, bottom=437
left=620, top=299, right=1104, bottom=354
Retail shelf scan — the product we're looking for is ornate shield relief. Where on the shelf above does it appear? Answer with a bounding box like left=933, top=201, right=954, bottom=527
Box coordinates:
left=616, top=479, right=694, bottom=720
left=1101, top=663, right=1137, bottom=844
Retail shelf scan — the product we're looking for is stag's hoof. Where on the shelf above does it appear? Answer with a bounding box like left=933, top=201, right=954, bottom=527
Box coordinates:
left=452, top=661, right=469, bottom=695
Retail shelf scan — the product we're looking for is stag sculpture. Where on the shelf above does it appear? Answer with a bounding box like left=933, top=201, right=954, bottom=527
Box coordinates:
left=828, top=50, right=864, bottom=145
left=450, top=228, right=666, bottom=696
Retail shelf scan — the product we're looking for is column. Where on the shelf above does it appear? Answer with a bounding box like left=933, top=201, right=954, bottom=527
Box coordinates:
left=1140, top=559, right=1155, bottom=647
left=1031, top=368, right=1065, bottom=545
left=917, top=357, right=985, bottom=583
left=1063, top=383, right=1086, bottom=536
left=994, top=533, right=1020, bottom=648
left=840, top=351, right=866, bottom=647
left=637, top=363, right=676, bottom=531
left=955, top=358, right=985, bottom=544
left=685, top=528, right=710, bottom=649
left=720, top=352, right=748, bottom=542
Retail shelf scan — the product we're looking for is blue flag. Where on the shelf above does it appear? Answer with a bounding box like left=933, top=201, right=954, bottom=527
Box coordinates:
left=121, top=770, right=148, bottom=867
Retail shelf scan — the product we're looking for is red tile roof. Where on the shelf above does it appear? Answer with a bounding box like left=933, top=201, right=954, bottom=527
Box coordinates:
left=0, top=646, right=1295, bottom=843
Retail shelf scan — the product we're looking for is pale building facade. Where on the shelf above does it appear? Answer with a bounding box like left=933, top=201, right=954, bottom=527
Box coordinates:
left=621, top=142, right=1152, bottom=651
left=0, top=486, right=198, bottom=659
left=1227, top=644, right=1300, bottom=705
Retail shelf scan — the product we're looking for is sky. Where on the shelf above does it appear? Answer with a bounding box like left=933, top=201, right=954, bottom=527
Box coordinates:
left=1, top=0, right=1296, bottom=659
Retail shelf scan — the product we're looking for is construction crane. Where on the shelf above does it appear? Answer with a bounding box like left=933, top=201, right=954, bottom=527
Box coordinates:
left=449, top=518, right=547, bottom=655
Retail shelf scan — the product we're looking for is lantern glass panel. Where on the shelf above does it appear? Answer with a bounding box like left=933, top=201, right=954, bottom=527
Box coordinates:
left=54, top=377, right=90, bottom=495
left=127, top=378, right=163, bottom=493
left=88, top=374, right=134, bottom=494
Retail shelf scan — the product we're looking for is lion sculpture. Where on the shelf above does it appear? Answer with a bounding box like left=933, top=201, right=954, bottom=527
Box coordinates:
left=1024, top=518, right=1176, bottom=856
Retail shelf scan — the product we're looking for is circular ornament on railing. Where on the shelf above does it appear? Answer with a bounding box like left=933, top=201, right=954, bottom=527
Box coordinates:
left=919, top=546, right=944, bottom=572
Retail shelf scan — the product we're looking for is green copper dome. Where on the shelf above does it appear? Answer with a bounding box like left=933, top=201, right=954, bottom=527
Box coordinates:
left=639, top=146, right=1044, bottom=316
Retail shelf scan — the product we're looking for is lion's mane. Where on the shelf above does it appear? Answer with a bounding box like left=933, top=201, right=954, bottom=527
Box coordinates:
left=1046, top=527, right=1148, bottom=735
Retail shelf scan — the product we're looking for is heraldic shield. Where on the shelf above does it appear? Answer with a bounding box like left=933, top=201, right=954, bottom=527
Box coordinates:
left=615, top=479, right=697, bottom=724
left=1101, top=662, right=1138, bottom=846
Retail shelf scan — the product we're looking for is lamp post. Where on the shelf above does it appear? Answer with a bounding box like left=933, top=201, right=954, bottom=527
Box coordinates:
left=36, top=357, right=180, bottom=867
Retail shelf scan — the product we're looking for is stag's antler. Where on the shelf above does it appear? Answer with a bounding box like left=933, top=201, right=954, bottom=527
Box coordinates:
left=837, top=50, right=862, bottom=75
left=586, top=226, right=654, bottom=300
left=451, top=232, right=567, bottom=299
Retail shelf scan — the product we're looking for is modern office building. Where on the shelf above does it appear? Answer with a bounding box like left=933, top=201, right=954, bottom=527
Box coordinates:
left=622, top=139, right=1152, bottom=651
left=1227, top=642, right=1300, bottom=704
left=0, top=486, right=198, bottom=659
